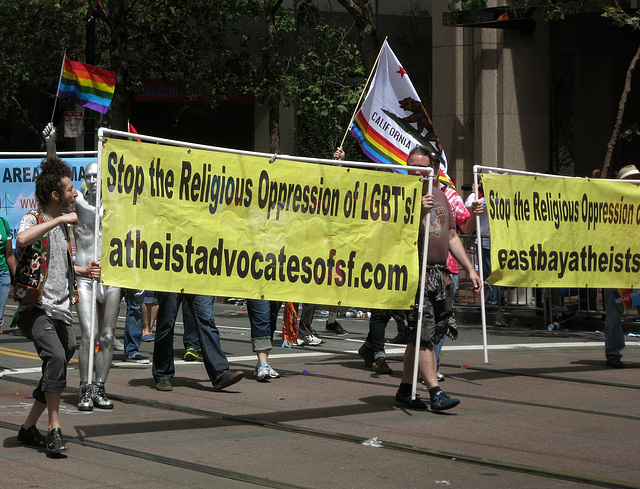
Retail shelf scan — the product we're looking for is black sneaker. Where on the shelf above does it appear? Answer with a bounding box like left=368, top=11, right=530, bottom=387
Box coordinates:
left=395, top=392, right=429, bottom=409
left=325, top=321, right=348, bottom=335
left=17, top=425, right=46, bottom=447
left=430, top=391, right=460, bottom=411
left=358, top=344, right=375, bottom=367
left=374, top=357, right=393, bottom=375
left=156, top=379, right=173, bottom=391
left=606, top=357, right=624, bottom=369
left=46, top=427, right=68, bottom=454
left=125, top=353, right=150, bottom=364
left=212, top=370, right=244, bottom=391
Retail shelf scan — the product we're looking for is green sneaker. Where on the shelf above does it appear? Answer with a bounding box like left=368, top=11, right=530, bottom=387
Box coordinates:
left=183, top=347, right=202, bottom=361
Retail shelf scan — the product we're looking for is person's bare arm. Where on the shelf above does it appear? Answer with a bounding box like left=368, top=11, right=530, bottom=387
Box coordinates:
left=449, top=228, right=481, bottom=294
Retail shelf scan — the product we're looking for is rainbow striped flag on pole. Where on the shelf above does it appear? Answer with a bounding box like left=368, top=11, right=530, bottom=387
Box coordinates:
left=57, top=55, right=116, bottom=114
left=350, top=41, right=447, bottom=172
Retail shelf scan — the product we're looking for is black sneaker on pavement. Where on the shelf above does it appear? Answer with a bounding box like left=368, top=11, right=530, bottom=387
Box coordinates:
left=430, top=391, right=460, bottom=411
left=125, top=353, right=150, bottom=364
left=358, top=344, right=375, bottom=367
left=325, top=321, right=348, bottom=335
left=437, top=371, right=445, bottom=382
left=606, top=357, right=624, bottom=369
left=156, top=379, right=173, bottom=391
left=374, top=357, right=393, bottom=374
left=212, top=370, right=244, bottom=391
left=395, top=392, right=429, bottom=409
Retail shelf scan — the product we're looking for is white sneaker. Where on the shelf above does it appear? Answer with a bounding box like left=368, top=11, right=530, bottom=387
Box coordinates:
left=297, top=334, right=322, bottom=346
left=266, top=364, right=280, bottom=378
left=113, top=338, right=125, bottom=351
left=254, top=363, right=270, bottom=381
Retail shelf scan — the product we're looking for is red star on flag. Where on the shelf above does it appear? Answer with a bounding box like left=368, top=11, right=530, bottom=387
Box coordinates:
left=396, top=65, right=407, bottom=77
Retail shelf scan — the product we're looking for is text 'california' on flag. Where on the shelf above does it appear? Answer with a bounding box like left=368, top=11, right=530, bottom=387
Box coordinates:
left=57, top=55, right=116, bottom=114
left=350, top=41, right=446, bottom=172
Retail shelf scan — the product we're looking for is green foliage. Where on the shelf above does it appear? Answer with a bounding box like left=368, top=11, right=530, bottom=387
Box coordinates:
left=461, top=0, right=487, bottom=9
left=0, top=0, right=365, bottom=157
left=285, top=2, right=365, bottom=157
left=619, top=123, right=640, bottom=141
left=0, top=1, right=88, bottom=128
left=603, top=5, right=640, bottom=29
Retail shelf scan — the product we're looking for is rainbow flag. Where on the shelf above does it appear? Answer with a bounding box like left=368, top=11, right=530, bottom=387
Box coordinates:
left=439, top=169, right=456, bottom=190
left=57, top=55, right=116, bottom=114
left=617, top=288, right=640, bottom=312
left=350, top=41, right=447, bottom=172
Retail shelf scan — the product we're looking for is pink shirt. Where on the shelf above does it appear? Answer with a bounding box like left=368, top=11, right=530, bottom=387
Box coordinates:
left=442, top=185, right=471, bottom=274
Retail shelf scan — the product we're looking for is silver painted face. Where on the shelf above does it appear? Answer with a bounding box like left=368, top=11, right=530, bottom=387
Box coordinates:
left=85, top=162, right=98, bottom=197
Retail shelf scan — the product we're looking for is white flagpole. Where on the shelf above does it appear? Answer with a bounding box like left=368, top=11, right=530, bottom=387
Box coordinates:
left=86, top=130, right=105, bottom=382
left=338, top=37, right=389, bottom=149
left=51, top=53, right=66, bottom=123
left=473, top=166, right=489, bottom=363
left=411, top=168, right=434, bottom=401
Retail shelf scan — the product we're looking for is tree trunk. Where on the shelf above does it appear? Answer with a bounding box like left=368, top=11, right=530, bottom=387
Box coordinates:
left=602, top=40, right=640, bottom=178
left=337, top=0, right=380, bottom=74
left=264, top=0, right=281, bottom=153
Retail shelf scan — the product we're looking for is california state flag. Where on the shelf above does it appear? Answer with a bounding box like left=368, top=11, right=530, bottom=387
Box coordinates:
left=349, top=40, right=446, bottom=172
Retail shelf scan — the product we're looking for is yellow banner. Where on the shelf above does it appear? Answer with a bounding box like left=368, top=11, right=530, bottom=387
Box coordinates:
left=100, top=138, right=422, bottom=308
left=483, top=173, right=640, bottom=288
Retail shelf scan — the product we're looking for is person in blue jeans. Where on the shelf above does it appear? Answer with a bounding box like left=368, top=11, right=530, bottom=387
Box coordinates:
left=123, top=289, right=150, bottom=364
left=152, top=293, right=243, bottom=392
left=246, top=299, right=282, bottom=381
left=182, top=299, right=202, bottom=361
left=0, top=216, right=17, bottom=331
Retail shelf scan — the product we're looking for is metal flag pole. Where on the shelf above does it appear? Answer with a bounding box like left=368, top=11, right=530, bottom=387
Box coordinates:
left=86, top=131, right=105, bottom=381
left=411, top=168, right=434, bottom=401
left=472, top=165, right=489, bottom=363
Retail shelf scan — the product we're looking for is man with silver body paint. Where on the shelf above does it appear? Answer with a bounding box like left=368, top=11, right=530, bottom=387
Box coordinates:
left=74, top=162, right=121, bottom=411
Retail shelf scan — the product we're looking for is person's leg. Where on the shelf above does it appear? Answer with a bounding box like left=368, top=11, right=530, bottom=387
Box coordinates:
left=186, top=295, right=242, bottom=389
left=297, top=303, right=322, bottom=345
left=90, top=285, right=120, bottom=409
left=397, top=279, right=458, bottom=410
left=153, top=292, right=180, bottom=383
left=25, top=314, right=75, bottom=452
left=142, top=291, right=157, bottom=337
left=182, top=297, right=202, bottom=358
left=603, top=289, right=625, bottom=366
left=124, top=289, right=145, bottom=359
left=481, top=248, right=497, bottom=305
left=247, top=299, right=279, bottom=380
left=75, top=278, right=94, bottom=386
left=298, top=303, right=316, bottom=334
left=365, top=309, right=391, bottom=357
left=0, top=270, right=11, bottom=328
left=325, top=304, right=348, bottom=334
left=94, top=285, right=120, bottom=383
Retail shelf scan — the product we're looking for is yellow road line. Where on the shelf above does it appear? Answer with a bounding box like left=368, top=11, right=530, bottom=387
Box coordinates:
left=0, top=346, right=78, bottom=363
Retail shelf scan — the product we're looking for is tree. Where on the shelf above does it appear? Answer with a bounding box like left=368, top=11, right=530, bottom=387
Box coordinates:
left=601, top=4, right=640, bottom=177
left=0, top=1, right=88, bottom=147
left=0, top=0, right=363, bottom=156
left=336, top=0, right=380, bottom=73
